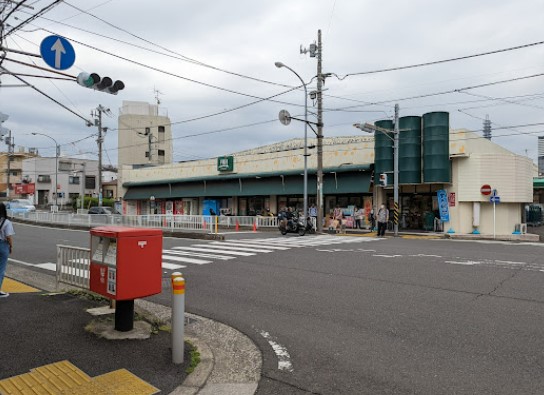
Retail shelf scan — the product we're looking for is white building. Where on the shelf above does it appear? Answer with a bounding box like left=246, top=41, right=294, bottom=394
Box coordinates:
left=22, top=157, right=99, bottom=208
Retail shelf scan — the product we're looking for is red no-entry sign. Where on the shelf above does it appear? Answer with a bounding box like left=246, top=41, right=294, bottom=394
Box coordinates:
left=480, top=184, right=492, bottom=195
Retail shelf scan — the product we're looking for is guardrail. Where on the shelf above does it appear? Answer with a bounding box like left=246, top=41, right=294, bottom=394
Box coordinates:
left=57, top=244, right=90, bottom=289
left=11, top=211, right=281, bottom=232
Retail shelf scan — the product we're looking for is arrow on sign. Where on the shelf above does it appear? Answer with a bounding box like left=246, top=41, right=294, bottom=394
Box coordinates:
left=51, top=38, right=66, bottom=69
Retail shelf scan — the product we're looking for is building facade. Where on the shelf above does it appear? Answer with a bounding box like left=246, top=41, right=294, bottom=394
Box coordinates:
left=22, top=157, right=99, bottom=208
left=0, top=148, right=38, bottom=199
left=119, top=123, right=533, bottom=236
left=117, top=101, right=173, bottom=168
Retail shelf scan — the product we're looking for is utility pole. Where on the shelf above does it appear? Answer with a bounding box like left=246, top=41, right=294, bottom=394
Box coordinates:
left=316, top=29, right=324, bottom=232
left=92, top=105, right=109, bottom=207
left=5, top=130, right=13, bottom=199
left=393, top=104, right=399, bottom=237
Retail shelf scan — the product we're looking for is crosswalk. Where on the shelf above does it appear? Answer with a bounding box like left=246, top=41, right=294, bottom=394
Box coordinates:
left=25, top=235, right=381, bottom=274
left=161, top=235, right=381, bottom=270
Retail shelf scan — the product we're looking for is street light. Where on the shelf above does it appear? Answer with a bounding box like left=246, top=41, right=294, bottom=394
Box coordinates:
left=275, top=61, right=309, bottom=224
left=353, top=103, right=400, bottom=237
left=32, top=132, right=59, bottom=210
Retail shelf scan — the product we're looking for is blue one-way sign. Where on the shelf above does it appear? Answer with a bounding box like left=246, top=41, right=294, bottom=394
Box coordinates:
left=490, top=196, right=501, bottom=204
left=40, top=35, right=75, bottom=70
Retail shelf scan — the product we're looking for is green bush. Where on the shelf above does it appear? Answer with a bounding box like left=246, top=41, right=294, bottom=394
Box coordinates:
left=72, top=196, right=115, bottom=211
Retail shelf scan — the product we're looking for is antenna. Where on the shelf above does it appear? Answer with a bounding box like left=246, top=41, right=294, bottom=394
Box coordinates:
left=154, top=87, right=163, bottom=106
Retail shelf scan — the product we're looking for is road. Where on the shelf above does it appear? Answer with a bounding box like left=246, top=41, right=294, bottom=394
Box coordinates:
left=10, top=223, right=544, bottom=394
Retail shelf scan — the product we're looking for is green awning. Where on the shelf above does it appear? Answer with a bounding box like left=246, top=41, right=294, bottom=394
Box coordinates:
left=123, top=170, right=372, bottom=200
left=534, top=178, right=544, bottom=189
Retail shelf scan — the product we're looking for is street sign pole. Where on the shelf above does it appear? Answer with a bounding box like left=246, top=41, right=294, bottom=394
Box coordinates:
left=493, top=200, right=496, bottom=240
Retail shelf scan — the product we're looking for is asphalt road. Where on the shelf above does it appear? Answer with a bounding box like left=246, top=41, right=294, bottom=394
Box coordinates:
left=10, top=223, right=544, bottom=394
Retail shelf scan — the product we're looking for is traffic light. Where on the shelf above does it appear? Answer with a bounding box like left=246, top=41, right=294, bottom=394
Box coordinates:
left=379, top=173, right=388, bottom=187
left=77, top=72, right=125, bottom=95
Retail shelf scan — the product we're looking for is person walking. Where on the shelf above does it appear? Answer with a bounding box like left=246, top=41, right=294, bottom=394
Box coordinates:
left=369, top=208, right=376, bottom=232
left=0, top=202, right=15, bottom=298
left=377, top=204, right=389, bottom=237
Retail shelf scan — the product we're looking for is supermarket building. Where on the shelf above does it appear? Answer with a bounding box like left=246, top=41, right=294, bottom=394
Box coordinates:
left=119, top=112, right=534, bottom=235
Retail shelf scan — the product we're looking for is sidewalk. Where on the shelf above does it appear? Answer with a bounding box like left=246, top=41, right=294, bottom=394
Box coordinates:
left=1, top=264, right=261, bottom=395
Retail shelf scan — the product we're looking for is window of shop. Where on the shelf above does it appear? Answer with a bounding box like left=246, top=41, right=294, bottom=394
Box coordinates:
left=238, top=197, right=269, bottom=216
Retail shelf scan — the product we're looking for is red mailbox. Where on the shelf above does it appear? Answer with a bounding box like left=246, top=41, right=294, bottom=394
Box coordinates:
left=90, top=226, right=162, bottom=301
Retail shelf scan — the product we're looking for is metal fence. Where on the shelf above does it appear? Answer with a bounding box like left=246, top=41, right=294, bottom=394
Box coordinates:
left=56, top=244, right=90, bottom=289
left=11, top=211, right=281, bottom=232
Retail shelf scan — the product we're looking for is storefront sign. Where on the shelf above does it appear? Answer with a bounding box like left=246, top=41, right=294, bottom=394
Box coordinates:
left=437, top=189, right=450, bottom=222
left=14, top=183, right=35, bottom=194
left=448, top=192, right=456, bottom=207
left=217, top=156, right=234, bottom=172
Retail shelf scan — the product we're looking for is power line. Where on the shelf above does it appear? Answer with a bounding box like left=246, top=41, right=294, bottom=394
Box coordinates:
left=2, top=0, right=62, bottom=38
left=336, top=39, right=544, bottom=79
left=61, top=1, right=294, bottom=89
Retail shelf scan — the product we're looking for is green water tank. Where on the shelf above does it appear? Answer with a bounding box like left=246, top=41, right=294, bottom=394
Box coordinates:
left=399, top=116, right=422, bottom=184
left=423, top=112, right=450, bottom=183
left=374, top=120, right=394, bottom=177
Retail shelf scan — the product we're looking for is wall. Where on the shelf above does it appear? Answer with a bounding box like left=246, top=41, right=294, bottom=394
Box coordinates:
left=118, top=101, right=173, bottom=168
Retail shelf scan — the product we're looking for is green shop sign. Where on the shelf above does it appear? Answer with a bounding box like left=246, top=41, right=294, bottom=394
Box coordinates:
left=217, top=156, right=234, bottom=172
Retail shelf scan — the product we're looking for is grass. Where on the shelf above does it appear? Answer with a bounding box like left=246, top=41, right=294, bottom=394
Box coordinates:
left=185, top=340, right=201, bottom=374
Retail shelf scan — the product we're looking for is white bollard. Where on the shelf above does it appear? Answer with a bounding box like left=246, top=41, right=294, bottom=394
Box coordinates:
left=171, top=273, right=185, bottom=364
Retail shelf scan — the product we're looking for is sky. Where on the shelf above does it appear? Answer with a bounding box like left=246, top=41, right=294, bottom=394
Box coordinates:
left=1, top=0, right=544, bottom=170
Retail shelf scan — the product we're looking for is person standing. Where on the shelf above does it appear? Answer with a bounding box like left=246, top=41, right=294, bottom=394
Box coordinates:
left=0, top=202, right=15, bottom=298
left=354, top=206, right=365, bottom=229
left=369, top=208, right=376, bottom=232
left=377, top=204, right=389, bottom=237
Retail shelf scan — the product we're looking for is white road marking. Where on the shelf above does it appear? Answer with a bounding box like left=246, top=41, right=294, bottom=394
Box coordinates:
left=213, top=241, right=290, bottom=250
left=192, top=243, right=274, bottom=253
left=258, top=330, right=294, bottom=372
left=164, top=249, right=235, bottom=260
left=445, top=260, right=480, bottom=265
left=410, top=254, right=443, bottom=258
left=373, top=254, right=402, bottom=258
left=162, top=262, right=187, bottom=270
left=162, top=255, right=210, bottom=265
left=494, top=260, right=526, bottom=265
left=171, top=246, right=255, bottom=256
left=35, top=262, right=57, bottom=271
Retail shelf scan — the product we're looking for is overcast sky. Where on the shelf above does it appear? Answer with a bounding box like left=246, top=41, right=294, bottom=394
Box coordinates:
left=1, top=0, right=544, bottom=169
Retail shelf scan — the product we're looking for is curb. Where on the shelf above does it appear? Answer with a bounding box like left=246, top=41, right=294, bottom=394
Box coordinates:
left=6, top=265, right=261, bottom=395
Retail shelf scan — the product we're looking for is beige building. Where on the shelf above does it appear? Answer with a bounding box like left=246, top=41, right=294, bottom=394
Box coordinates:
left=119, top=127, right=534, bottom=236
left=0, top=148, right=38, bottom=199
left=117, top=101, right=173, bottom=168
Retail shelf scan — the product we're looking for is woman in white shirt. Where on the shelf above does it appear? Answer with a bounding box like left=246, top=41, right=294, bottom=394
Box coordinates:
left=0, top=202, right=15, bottom=298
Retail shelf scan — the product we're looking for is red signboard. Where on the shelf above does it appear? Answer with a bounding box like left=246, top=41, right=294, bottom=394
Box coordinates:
left=480, top=184, right=492, bottom=195
left=448, top=192, right=456, bottom=207
left=14, top=183, right=35, bottom=194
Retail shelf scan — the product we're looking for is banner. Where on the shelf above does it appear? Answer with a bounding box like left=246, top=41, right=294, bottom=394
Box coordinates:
left=437, top=189, right=450, bottom=222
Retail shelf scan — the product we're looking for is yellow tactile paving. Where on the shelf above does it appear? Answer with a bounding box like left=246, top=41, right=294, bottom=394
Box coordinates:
left=1, top=278, right=39, bottom=293
left=91, top=369, right=160, bottom=395
left=0, top=362, right=159, bottom=395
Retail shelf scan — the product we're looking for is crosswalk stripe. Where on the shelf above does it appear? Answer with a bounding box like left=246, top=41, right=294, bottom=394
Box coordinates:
left=164, top=249, right=235, bottom=260
left=171, top=246, right=255, bottom=256
left=162, top=255, right=210, bottom=265
left=192, top=244, right=275, bottom=253
left=212, top=241, right=290, bottom=250
left=162, top=262, right=187, bottom=270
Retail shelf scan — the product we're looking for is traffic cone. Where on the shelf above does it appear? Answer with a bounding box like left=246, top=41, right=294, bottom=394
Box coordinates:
left=235, top=220, right=240, bottom=232
left=252, top=221, right=257, bottom=232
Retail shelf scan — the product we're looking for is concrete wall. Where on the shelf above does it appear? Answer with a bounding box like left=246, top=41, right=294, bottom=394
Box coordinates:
left=118, top=101, right=173, bottom=168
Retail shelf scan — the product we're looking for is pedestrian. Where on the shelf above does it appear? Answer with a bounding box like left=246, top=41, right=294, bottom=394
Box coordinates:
left=355, top=206, right=365, bottom=229
left=368, top=208, right=376, bottom=231
left=377, top=204, right=389, bottom=237
left=0, top=202, right=15, bottom=298
left=308, top=204, right=317, bottom=229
